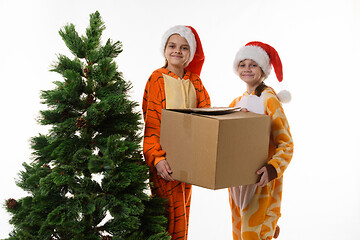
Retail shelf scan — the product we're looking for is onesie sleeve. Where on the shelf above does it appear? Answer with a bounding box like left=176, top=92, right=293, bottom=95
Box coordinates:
left=265, top=93, right=294, bottom=179
left=228, top=96, right=242, bottom=107
left=142, top=72, right=166, bottom=168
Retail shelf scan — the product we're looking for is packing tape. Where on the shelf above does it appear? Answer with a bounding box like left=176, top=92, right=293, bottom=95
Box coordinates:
left=183, top=114, right=192, bottom=137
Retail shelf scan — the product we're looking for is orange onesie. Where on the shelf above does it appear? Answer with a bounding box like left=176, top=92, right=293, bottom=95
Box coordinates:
left=142, top=67, right=210, bottom=239
left=228, top=87, right=293, bottom=240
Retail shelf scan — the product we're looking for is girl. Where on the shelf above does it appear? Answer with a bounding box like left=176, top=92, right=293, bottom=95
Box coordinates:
left=228, top=42, right=294, bottom=240
left=142, top=25, right=211, bottom=239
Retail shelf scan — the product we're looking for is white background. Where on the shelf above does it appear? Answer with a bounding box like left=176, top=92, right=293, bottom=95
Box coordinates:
left=1, top=0, right=360, bottom=239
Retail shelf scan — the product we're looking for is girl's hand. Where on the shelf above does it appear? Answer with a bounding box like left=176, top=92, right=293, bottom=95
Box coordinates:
left=256, top=166, right=269, bottom=187
left=155, top=160, right=174, bottom=181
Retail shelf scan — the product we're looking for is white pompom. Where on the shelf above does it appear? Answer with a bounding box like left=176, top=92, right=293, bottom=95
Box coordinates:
left=277, top=90, right=292, bottom=103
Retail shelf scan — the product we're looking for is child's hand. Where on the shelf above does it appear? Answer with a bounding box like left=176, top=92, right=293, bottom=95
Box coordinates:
left=155, top=160, right=174, bottom=181
left=256, top=166, right=269, bottom=187
left=241, top=108, right=249, bottom=112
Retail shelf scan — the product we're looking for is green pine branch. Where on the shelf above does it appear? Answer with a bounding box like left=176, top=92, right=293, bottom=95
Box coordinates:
left=5, top=10, right=169, bottom=240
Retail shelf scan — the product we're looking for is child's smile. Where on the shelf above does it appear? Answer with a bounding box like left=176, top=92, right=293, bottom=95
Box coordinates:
left=237, top=59, right=264, bottom=92
left=164, top=34, right=190, bottom=69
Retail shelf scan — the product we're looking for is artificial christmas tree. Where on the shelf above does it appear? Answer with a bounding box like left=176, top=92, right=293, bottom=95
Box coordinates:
left=5, top=11, right=170, bottom=240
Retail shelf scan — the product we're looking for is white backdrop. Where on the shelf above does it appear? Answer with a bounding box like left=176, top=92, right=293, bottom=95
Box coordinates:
left=1, top=0, right=360, bottom=239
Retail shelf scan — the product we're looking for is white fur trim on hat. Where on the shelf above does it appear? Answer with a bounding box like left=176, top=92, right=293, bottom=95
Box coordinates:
left=233, top=45, right=271, bottom=77
left=161, top=25, right=196, bottom=66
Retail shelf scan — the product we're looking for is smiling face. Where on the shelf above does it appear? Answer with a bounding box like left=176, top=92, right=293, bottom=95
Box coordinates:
left=237, top=59, right=265, bottom=92
left=164, top=34, right=191, bottom=70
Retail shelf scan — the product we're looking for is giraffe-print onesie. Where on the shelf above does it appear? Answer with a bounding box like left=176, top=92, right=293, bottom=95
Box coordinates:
left=228, top=87, right=293, bottom=240
left=142, top=67, right=211, bottom=240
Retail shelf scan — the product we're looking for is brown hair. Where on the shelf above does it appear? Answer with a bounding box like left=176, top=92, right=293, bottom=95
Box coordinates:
left=163, top=59, right=168, bottom=68
left=254, top=70, right=268, bottom=96
left=255, top=82, right=268, bottom=97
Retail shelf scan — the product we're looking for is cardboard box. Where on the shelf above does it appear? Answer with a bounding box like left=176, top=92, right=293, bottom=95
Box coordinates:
left=160, top=108, right=271, bottom=190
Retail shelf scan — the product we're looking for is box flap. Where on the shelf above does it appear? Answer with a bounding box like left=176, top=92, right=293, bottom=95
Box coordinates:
left=166, top=107, right=241, bottom=115
left=160, top=109, right=219, bottom=189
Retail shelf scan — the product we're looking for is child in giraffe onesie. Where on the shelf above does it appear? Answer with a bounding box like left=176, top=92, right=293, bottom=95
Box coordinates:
left=142, top=25, right=211, bottom=239
left=228, top=41, right=294, bottom=240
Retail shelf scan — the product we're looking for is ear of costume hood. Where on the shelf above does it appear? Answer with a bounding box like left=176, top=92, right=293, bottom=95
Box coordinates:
left=185, top=26, right=205, bottom=76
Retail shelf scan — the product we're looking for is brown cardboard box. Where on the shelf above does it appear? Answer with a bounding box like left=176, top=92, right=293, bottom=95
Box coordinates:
left=160, top=108, right=271, bottom=190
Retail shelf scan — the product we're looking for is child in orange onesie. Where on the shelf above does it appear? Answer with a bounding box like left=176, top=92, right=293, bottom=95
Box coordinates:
left=142, top=25, right=211, bottom=240
left=228, top=42, right=294, bottom=240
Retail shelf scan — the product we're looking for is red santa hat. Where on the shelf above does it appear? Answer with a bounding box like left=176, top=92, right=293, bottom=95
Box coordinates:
left=233, top=41, right=291, bottom=102
left=161, top=25, right=205, bottom=76
left=233, top=41, right=283, bottom=81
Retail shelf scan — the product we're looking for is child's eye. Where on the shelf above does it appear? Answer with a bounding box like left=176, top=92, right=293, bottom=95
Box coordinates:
left=182, top=46, right=189, bottom=50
